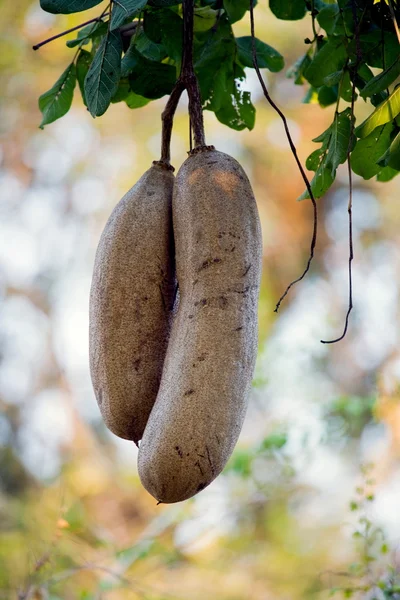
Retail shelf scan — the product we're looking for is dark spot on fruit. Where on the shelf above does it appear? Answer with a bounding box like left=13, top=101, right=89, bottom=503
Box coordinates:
left=206, top=445, right=215, bottom=474
left=234, top=326, right=243, bottom=332
left=194, top=461, right=204, bottom=475
left=184, top=389, right=195, bottom=396
left=194, top=298, right=208, bottom=307
left=175, top=445, right=183, bottom=458
left=193, top=279, right=199, bottom=286
left=198, top=257, right=222, bottom=272
left=188, top=314, right=194, bottom=319
left=133, top=358, right=141, bottom=372
left=198, top=353, right=207, bottom=362
left=219, top=296, right=228, bottom=309
left=243, top=264, right=251, bottom=277
left=147, top=191, right=155, bottom=196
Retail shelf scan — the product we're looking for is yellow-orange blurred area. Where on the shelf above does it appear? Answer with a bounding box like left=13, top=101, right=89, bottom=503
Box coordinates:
left=1, top=2, right=400, bottom=599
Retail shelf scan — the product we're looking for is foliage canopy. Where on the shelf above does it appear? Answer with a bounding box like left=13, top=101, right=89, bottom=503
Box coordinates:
left=37, top=0, right=400, bottom=192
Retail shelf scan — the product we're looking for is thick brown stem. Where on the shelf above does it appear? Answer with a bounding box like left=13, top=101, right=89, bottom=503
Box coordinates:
left=159, top=80, right=185, bottom=165
left=159, top=0, right=206, bottom=164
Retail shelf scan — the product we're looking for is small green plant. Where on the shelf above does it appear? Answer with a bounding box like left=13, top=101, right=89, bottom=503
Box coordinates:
left=330, top=464, right=400, bottom=599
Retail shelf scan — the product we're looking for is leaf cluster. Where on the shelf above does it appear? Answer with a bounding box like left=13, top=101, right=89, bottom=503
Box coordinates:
left=282, top=0, right=400, bottom=196
left=37, top=0, right=400, bottom=189
left=38, top=0, right=283, bottom=132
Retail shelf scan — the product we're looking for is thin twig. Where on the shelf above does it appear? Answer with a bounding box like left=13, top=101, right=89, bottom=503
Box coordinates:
left=321, top=152, right=354, bottom=344
left=32, top=16, right=105, bottom=50
left=249, top=1, right=318, bottom=313
left=321, top=0, right=362, bottom=344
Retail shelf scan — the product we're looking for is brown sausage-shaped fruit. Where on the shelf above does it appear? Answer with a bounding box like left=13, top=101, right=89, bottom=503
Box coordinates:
left=138, top=149, right=262, bottom=503
left=89, top=163, right=176, bottom=445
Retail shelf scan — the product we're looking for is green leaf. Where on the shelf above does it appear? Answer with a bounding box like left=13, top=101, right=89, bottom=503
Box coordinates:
left=317, top=4, right=339, bottom=34
left=356, top=64, right=388, bottom=106
left=302, top=86, right=319, bottom=104
left=40, top=0, right=102, bottom=13
left=215, top=82, right=255, bottom=131
left=269, top=0, right=306, bottom=20
left=355, top=86, right=400, bottom=138
left=206, top=61, right=255, bottom=131
left=111, top=78, right=131, bottom=103
left=360, top=31, right=400, bottom=70
left=287, top=53, right=311, bottom=85
left=194, top=15, right=235, bottom=104
left=125, top=91, right=151, bottom=108
left=378, top=161, right=398, bottom=181
left=378, top=130, right=400, bottom=170
left=299, top=108, right=353, bottom=199
left=306, top=148, right=323, bottom=171
left=298, top=165, right=335, bottom=200
left=133, top=28, right=167, bottom=61
left=144, top=8, right=183, bottom=63
left=351, top=123, right=394, bottom=179
left=223, top=0, right=251, bottom=23
left=387, top=131, right=400, bottom=170
left=360, top=57, right=400, bottom=99
left=66, top=20, right=107, bottom=48
left=318, top=85, right=338, bottom=108
left=194, top=6, right=220, bottom=32
left=325, top=108, right=354, bottom=175
left=123, top=47, right=176, bottom=98
left=110, top=0, right=148, bottom=31
left=236, top=36, right=284, bottom=72
left=85, top=30, right=123, bottom=117
left=39, top=62, right=76, bottom=128
left=76, top=49, right=92, bottom=106
left=323, top=70, right=343, bottom=87
left=305, top=38, right=347, bottom=88
left=340, top=70, right=354, bottom=103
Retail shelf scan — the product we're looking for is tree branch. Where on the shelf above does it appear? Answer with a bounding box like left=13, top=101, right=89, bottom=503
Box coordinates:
left=157, top=0, right=208, bottom=166
left=32, top=16, right=105, bottom=50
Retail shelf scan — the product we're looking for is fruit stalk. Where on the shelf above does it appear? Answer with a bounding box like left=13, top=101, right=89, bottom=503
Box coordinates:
left=159, top=0, right=207, bottom=166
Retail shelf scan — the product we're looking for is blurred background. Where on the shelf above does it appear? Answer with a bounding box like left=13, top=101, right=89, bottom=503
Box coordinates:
left=1, top=2, right=400, bottom=598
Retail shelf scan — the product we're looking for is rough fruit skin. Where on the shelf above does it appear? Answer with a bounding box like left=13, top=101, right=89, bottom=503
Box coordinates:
left=89, top=164, right=176, bottom=445
left=138, top=149, right=262, bottom=503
